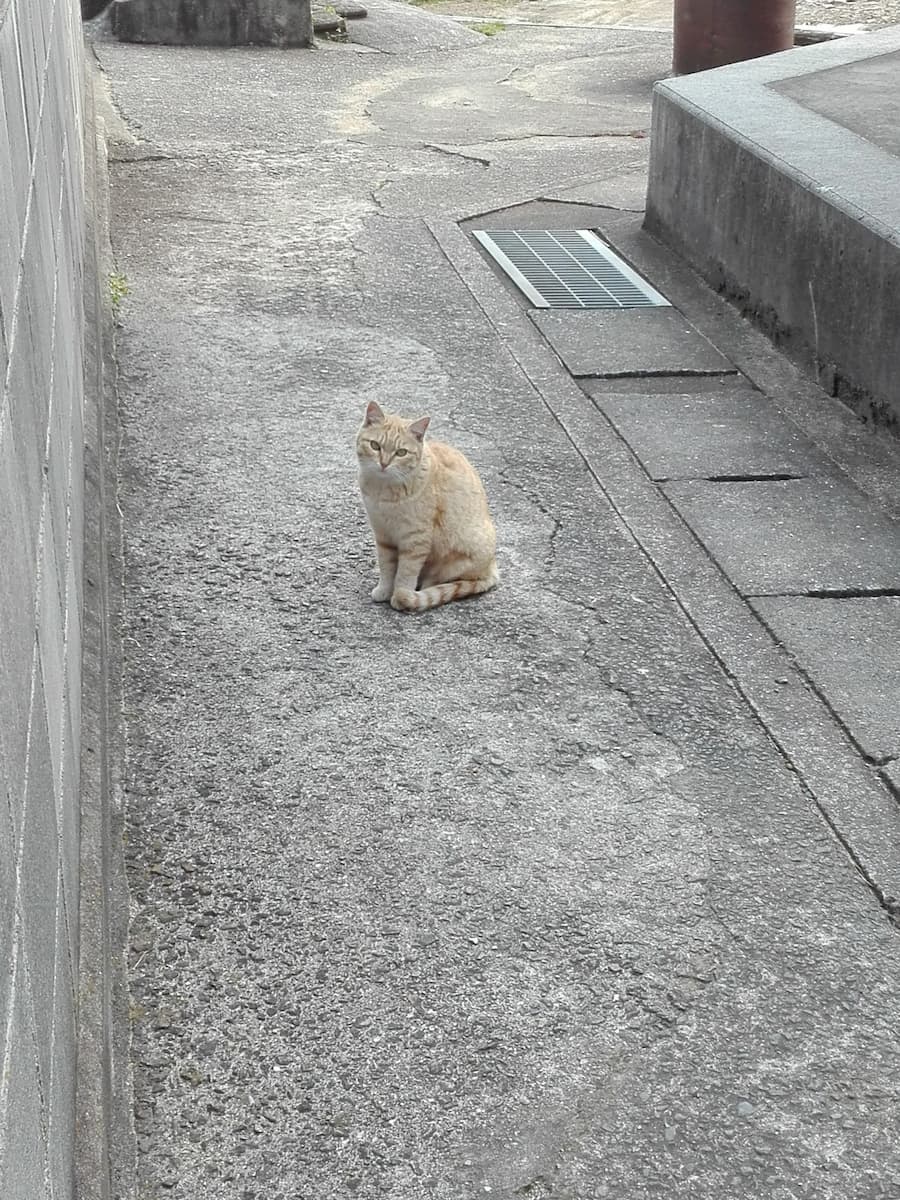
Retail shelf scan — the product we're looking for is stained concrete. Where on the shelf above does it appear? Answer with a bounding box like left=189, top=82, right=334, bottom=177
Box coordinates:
left=93, top=10, right=900, bottom=1200
left=530, top=308, right=735, bottom=378
left=751, top=596, right=900, bottom=763
left=775, top=48, right=900, bottom=156
left=663, top=477, right=900, bottom=596
left=591, top=389, right=827, bottom=480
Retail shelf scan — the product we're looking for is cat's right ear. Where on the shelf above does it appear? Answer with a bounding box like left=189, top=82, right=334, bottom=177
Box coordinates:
left=364, top=402, right=385, bottom=426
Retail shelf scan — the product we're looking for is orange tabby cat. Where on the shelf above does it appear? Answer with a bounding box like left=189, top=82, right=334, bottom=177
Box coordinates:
left=356, top=402, right=499, bottom=612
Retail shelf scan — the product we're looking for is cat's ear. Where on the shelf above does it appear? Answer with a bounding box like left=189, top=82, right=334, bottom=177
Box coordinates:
left=364, top=402, right=385, bottom=426
left=408, top=416, right=430, bottom=442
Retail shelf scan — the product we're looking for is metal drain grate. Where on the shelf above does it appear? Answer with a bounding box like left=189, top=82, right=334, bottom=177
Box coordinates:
left=472, top=229, right=670, bottom=310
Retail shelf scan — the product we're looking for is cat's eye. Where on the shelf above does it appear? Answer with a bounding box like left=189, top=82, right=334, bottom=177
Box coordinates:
left=395, top=448, right=408, bottom=457
left=369, top=440, right=380, bottom=450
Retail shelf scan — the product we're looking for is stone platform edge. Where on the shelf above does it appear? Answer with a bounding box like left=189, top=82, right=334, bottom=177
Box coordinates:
left=76, top=57, right=136, bottom=1200
left=645, top=25, right=900, bottom=433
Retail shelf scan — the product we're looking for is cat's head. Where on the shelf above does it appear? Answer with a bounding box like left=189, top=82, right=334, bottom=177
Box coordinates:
left=356, top=402, right=430, bottom=482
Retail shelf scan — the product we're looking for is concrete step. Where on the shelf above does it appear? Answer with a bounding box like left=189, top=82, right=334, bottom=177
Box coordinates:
left=645, top=26, right=900, bottom=435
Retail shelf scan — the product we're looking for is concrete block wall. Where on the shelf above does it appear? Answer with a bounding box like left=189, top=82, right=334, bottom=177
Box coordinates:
left=0, top=0, right=88, bottom=1196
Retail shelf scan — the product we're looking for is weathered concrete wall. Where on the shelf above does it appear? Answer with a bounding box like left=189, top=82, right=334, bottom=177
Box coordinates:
left=0, top=2, right=120, bottom=1198
left=645, top=30, right=900, bottom=434
left=112, top=0, right=314, bottom=46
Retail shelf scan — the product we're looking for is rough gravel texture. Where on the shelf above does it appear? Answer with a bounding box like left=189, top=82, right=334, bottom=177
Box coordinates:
left=95, top=11, right=900, bottom=1200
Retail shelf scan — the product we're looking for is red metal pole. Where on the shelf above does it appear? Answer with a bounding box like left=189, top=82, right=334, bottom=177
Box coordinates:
left=673, top=0, right=796, bottom=74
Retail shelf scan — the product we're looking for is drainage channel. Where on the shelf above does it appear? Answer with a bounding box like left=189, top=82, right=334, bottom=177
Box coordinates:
left=472, top=229, right=670, bottom=310
left=442, top=214, right=900, bottom=924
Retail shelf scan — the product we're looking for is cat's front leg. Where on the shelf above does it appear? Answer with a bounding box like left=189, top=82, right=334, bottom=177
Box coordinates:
left=390, top=546, right=429, bottom=612
left=372, top=541, right=398, bottom=603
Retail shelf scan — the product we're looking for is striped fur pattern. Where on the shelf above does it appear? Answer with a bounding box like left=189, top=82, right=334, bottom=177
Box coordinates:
left=357, top=402, right=499, bottom=613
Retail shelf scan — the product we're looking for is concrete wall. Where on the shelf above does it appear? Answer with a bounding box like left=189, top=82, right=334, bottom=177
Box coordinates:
left=0, top=1, right=98, bottom=1197
left=112, top=0, right=314, bottom=46
left=645, top=31, right=900, bottom=434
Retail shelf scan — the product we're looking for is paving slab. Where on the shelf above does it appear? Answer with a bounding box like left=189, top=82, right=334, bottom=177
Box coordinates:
left=543, top=166, right=650, bottom=212
left=663, top=477, right=900, bottom=596
left=592, top=388, right=828, bottom=480
left=751, top=595, right=900, bottom=762
left=530, top=308, right=735, bottom=378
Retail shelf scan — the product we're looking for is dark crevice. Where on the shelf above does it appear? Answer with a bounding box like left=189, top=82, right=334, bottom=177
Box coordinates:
left=864, top=751, right=897, bottom=768
left=704, top=472, right=806, bottom=483
left=535, top=195, right=644, bottom=214
left=656, top=473, right=807, bottom=484
left=584, top=368, right=741, bottom=381
left=748, top=588, right=900, bottom=600
left=880, top=767, right=900, bottom=807
left=442, top=131, right=648, bottom=147
left=422, top=143, right=491, bottom=168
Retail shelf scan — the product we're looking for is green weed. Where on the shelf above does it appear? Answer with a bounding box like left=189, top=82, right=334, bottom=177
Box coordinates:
left=108, top=271, right=130, bottom=316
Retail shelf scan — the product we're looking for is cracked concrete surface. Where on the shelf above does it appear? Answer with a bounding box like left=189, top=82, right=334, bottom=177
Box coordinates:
left=93, top=8, right=900, bottom=1200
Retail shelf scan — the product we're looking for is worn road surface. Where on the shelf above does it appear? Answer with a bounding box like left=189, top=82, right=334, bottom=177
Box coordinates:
left=404, top=0, right=900, bottom=30
left=94, top=6, right=900, bottom=1199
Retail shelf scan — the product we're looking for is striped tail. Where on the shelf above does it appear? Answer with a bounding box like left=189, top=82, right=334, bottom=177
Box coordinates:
left=392, top=568, right=499, bottom=613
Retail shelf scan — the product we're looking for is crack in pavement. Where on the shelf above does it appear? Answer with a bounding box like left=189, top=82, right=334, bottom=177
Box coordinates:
left=497, top=461, right=563, bottom=569
left=423, top=142, right=492, bottom=167
left=442, top=130, right=648, bottom=146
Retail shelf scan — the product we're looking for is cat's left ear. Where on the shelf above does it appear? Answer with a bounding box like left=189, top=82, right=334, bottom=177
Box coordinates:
left=408, top=416, right=430, bottom=442
left=364, top=401, right=385, bottom=426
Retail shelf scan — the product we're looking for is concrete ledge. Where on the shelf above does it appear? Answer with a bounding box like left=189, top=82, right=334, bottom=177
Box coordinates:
left=76, top=57, right=134, bottom=1200
left=645, top=26, right=900, bottom=434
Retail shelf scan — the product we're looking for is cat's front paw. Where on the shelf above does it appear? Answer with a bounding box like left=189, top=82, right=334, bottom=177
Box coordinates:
left=371, top=583, right=392, bottom=603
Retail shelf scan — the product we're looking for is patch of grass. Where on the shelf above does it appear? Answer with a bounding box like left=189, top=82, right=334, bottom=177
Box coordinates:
left=408, top=0, right=442, bottom=6
left=108, top=270, right=130, bottom=317
left=472, top=20, right=505, bottom=35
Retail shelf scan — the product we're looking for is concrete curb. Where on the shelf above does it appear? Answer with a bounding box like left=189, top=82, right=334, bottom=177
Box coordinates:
left=76, top=52, right=136, bottom=1200
left=645, top=26, right=900, bottom=433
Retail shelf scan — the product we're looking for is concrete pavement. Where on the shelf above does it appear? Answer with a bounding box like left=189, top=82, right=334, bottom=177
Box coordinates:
left=92, top=6, right=900, bottom=1198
